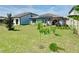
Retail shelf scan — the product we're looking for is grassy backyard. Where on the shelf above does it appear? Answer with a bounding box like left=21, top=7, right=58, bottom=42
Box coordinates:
left=0, top=25, right=79, bottom=53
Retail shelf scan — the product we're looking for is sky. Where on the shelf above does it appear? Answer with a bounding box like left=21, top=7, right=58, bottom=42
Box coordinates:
left=0, top=5, right=73, bottom=17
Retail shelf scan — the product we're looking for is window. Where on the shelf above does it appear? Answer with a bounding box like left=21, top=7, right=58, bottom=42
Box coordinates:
left=32, top=19, right=36, bottom=23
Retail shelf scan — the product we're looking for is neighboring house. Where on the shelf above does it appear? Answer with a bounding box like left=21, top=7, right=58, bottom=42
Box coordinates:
left=0, top=16, right=6, bottom=24
left=67, top=7, right=79, bottom=35
left=31, top=13, right=68, bottom=26
left=13, top=12, right=38, bottom=25
left=0, top=12, right=68, bottom=26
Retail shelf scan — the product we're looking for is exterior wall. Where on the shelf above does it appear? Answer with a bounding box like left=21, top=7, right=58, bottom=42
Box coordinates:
left=78, top=21, right=79, bottom=35
left=66, top=18, right=79, bottom=35
left=30, top=20, right=33, bottom=24
left=66, top=18, right=73, bottom=28
left=35, top=18, right=66, bottom=26
left=36, top=19, right=44, bottom=23
left=59, top=19, right=66, bottom=25
left=68, top=9, right=79, bottom=35
left=13, top=18, right=20, bottom=26
left=20, top=15, right=32, bottom=25
left=46, top=20, right=52, bottom=25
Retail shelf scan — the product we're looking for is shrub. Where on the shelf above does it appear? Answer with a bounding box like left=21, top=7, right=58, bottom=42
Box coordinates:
left=39, top=27, right=50, bottom=35
left=49, top=43, right=65, bottom=52
left=37, top=23, right=51, bottom=35
left=37, top=23, right=43, bottom=30
left=49, top=43, right=58, bottom=52
left=39, top=28, right=45, bottom=34
left=43, top=28, right=50, bottom=35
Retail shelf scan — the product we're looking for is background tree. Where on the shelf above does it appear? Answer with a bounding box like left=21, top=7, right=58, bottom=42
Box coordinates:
left=6, top=13, right=14, bottom=30
left=74, top=5, right=79, bottom=11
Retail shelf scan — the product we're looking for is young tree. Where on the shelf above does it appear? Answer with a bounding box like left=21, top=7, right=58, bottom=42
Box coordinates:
left=37, top=23, right=50, bottom=49
left=6, top=13, right=14, bottom=30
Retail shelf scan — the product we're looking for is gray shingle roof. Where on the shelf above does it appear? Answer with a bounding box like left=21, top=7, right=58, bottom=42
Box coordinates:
left=0, top=16, right=5, bottom=18
left=13, top=12, right=38, bottom=18
left=39, top=13, right=61, bottom=18
left=69, top=8, right=74, bottom=14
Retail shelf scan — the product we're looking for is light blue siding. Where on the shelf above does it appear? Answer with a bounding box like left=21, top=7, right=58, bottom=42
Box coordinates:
left=20, top=15, right=32, bottom=25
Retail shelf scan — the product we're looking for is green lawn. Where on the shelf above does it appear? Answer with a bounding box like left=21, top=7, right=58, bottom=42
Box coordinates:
left=0, top=25, right=79, bottom=53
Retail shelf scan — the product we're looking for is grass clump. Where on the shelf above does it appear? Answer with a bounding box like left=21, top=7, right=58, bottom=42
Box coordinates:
left=49, top=43, right=65, bottom=52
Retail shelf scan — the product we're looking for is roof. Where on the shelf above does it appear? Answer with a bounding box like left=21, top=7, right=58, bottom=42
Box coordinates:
left=68, top=6, right=79, bottom=16
left=30, top=16, right=39, bottom=19
left=13, top=12, right=38, bottom=18
left=69, top=7, right=75, bottom=14
left=31, top=13, right=68, bottom=20
left=0, top=16, right=5, bottom=18
left=39, top=13, right=61, bottom=18
left=0, top=16, right=6, bottom=20
left=68, top=15, right=79, bottom=17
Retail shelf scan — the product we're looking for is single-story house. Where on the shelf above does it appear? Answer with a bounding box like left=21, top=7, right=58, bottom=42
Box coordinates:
left=31, top=13, right=68, bottom=26
left=0, top=12, right=68, bottom=26
left=13, top=12, right=38, bottom=25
